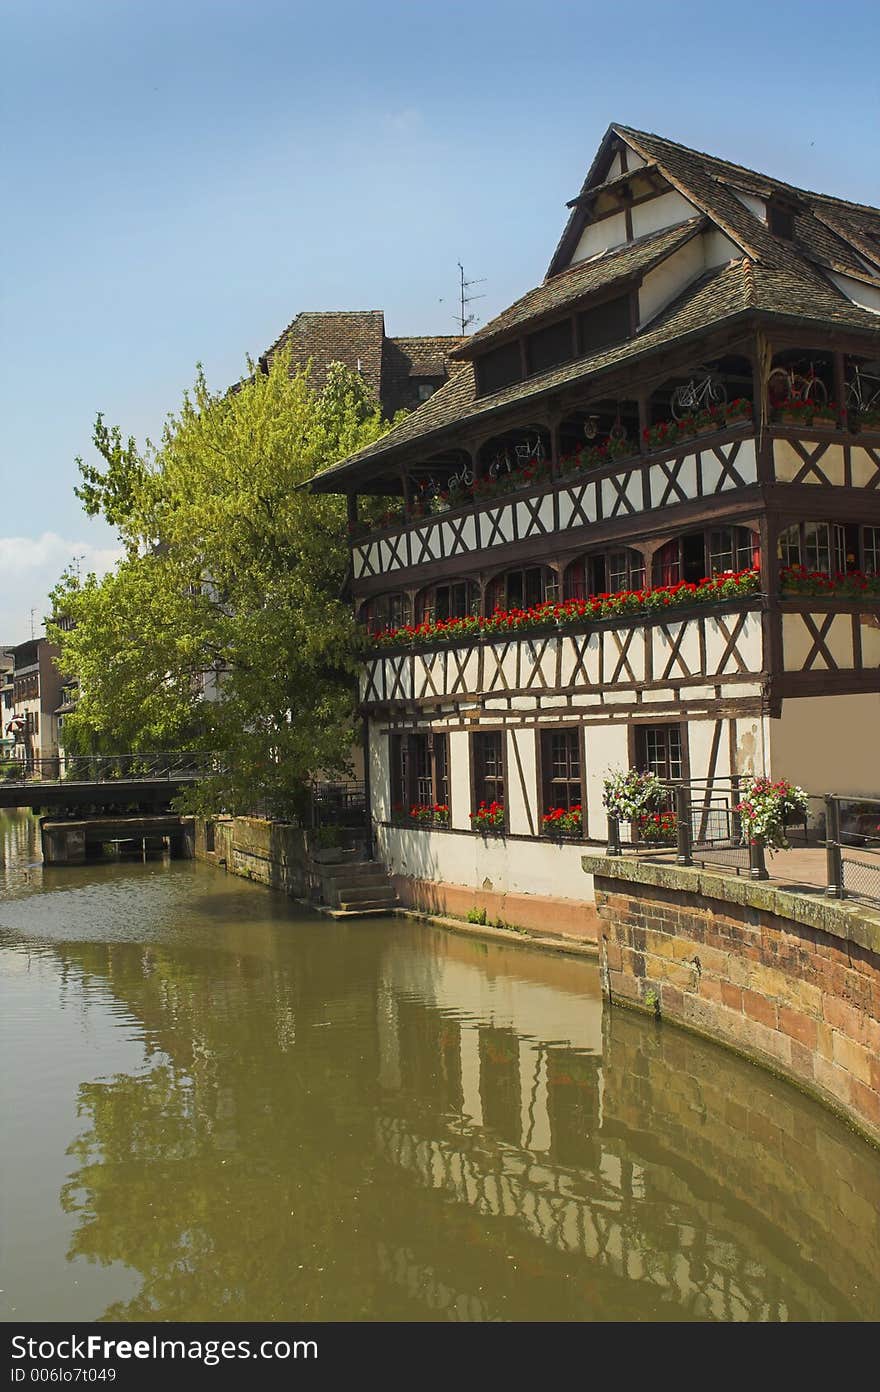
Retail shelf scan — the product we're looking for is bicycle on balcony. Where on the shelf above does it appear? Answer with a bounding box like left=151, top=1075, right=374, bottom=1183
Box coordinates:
left=767, top=361, right=828, bottom=408
left=844, top=363, right=880, bottom=414
left=670, top=372, right=727, bottom=422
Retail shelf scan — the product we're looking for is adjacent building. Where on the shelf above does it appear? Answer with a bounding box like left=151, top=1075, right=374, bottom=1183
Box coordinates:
left=4, top=638, right=64, bottom=770
left=260, top=310, right=465, bottom=417
left=310, top=123, right=880, bottom=934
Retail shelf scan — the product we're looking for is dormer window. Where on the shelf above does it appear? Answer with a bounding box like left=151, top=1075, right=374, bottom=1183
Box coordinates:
left=475, top=340, right=522, bottom=395
left=768, top=199, right=796, bottom=240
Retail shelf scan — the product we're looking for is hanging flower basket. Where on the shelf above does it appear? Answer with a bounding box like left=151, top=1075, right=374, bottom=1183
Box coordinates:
left=602, top=770, right=666, bottom=829
left=734, top=777, right=808, bottom=852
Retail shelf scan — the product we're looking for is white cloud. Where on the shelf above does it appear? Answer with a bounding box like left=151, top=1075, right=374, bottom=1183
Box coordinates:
left=0, top=532, right=123, bottom=643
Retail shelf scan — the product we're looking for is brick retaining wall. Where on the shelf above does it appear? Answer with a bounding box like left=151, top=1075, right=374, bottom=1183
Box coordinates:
left=582, top=855, right=880, bottom=1147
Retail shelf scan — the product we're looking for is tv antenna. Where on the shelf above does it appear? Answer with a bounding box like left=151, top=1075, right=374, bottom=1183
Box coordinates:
left=455, top=262, right=485, bottom=335
left=29, top=607, right=37, bottom=640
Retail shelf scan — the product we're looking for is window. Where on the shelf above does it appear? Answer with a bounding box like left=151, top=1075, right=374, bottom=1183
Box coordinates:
left=475, top=340, right=522, bottom=396
left=779, top=522, right=847, bottom=574
left=541, top=729, right=583, bottom=825
left=390, top=732, right=450, bottom=819
left=654, top=528, right=759, bottom=586
left=416, top=381, right=437, bottom=402
left=768, top=200, right=796, bottom=239
left=487, top=566, right=552, bottom=612
left=361, top=592, right=409, bottom=633
left=864, top=525, right=880, bottom=574
left=577, top=294, right=631, bottom=355
left=526, top=318, right=574, bottom=376
left=635, top=725, right=683, bottom=783
left=472, top=731, right=504, bottom=811
left=415, top=580, right=478, bottom=626
left=707, top=527, right=760, bottom=575
left=564, top=549, right=646, bottom=600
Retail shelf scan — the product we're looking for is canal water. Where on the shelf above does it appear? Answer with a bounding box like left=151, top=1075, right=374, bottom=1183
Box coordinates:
left=2, top=809, right=880, bottom=1323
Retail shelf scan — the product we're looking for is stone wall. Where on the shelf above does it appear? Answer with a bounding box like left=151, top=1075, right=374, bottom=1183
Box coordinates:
left=194, top=816, right=311, bottom=897
left=582, top=855, right=880, bottom=1147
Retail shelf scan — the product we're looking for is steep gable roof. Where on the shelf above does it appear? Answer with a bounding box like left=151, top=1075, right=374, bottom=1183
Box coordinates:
left=453, top=217, right=705, bottom=358
left=311, top=125, right=880, bottom=492
left=552, top=123, right=880, bottom=285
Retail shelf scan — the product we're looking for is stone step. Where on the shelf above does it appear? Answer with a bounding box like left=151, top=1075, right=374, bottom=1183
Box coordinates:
left=336, top=883, right=396, bottom=905
left=324, top=869, right=391, bottom=890
left=337, top=893, right=398, bottom=912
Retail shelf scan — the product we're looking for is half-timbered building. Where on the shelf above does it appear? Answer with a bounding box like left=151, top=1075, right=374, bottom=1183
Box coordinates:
left=311, top=124, right=880, bottom=934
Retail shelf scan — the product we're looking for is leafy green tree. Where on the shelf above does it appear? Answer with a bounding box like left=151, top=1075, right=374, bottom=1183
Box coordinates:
left=50, top=352, right=389, bottom=815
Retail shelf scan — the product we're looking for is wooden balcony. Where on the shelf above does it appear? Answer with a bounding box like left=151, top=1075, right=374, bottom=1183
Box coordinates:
left=350, top=423, right=880, bottom=586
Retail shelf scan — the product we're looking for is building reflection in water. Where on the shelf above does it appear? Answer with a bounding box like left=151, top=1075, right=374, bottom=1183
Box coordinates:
left=374, top=931, right=880, bottom=1321
left=5, top=839, right=877, bottom=1323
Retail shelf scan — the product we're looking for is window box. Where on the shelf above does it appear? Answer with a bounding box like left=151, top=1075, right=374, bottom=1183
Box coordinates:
left=541, top=805, right=583, bottom=840
left=470, top=801, right=505, bottom=834
left=407, top=804, right=450, bottom=829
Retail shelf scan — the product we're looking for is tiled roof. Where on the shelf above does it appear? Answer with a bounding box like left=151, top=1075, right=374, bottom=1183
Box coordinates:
left=310, top=125, right=880, bottom=491
left=260, top=313, right=464, bottom=417
left=612, top=124, right=880, bottom=281
left=380, top=335, right=467, bottom=416
left=311, top=260, right=755, bottom=487
left=453, top=218, right=705, bottom=357
left=263, top=310, right=387, bottom=401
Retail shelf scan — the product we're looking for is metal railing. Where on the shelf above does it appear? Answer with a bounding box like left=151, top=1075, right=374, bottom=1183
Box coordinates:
left=824, top=794, right=880, bottom=907
left=606, top=782, right=880, bottom=908
left=310, top=780, right=367, bottom=830
left=0, top=752, right=218, bottom=787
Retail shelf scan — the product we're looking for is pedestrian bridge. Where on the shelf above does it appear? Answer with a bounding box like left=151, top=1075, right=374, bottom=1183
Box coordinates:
left=0, top=753, right=215, bottom=811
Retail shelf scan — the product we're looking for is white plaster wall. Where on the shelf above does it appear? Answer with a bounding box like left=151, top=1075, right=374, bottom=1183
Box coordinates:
left=828, top=271, right=880, bottom=315
left=631, top=189, right=697, bottom=238
left=571, top=210, right=627, bottom=264
left=852, top=448, right=880, bottom=487
left=704, top=227, right=742, bottom=264
left=370, top=724, right=390, bottom=821
left=506, top=727, right=539, bottom=836
left=584, top=723, right=629, bottom=838
left=782, top=613, right=855, bottom=671
left=729, top=189, right=766, bottom=222
left=687, top=718, right=733, bottom=784
left=638, top=236, right=705, bottom=326
left=705, top=611, right=764, bottom=676
left=862, top=615, right=880, bottom=668
left=376, top=823, right=596, bottom=904
left=734, top=713, right=769, bottom=778
left=606, top=151, right=624, bottom=180
left=638, top=228, right=741, bottom=326
left=773, top=439, right=846, bottom=485
left=769, top=694, right=880, bottom=796
left=448, top=730, right=471, bottom=830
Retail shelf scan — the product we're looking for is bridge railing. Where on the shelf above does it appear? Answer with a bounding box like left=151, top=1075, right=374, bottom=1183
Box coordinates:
left=0, top=752, right=219, bottom=787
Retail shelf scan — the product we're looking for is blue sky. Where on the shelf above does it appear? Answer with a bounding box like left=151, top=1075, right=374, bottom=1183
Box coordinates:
left=2, top=0, right=878, bottom=640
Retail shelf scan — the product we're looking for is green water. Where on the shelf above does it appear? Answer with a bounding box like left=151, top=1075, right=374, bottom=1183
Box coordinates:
left=2, top=809, right=879, bottom=1322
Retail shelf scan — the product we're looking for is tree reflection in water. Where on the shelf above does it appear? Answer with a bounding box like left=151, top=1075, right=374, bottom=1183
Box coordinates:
left=44, top=922, right=880, bottom=1322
